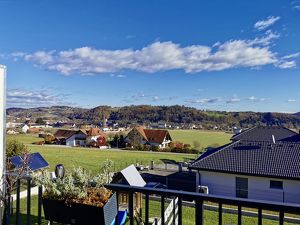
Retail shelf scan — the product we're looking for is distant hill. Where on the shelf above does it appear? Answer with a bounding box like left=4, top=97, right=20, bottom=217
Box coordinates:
left=6, top=105, right=300, bottom=130
left=294, top=112, right=300, bottom=117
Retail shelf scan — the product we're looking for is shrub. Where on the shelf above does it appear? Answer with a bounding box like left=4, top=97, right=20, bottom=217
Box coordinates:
left=44, top=135, right=56, bottom=144
left=150, top=146, right=159, bottom=152
left=6, top=139, right=29, bottom=158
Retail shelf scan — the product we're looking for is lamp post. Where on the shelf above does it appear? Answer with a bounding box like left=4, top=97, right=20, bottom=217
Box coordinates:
left=0, top=65, right=7, bottom=225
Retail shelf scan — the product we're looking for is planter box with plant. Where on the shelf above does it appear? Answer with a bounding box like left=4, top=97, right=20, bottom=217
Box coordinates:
left=34, top=160, right=117, bottom=225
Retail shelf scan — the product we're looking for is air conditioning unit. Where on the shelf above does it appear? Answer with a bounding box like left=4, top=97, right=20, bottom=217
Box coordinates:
left=199, top=186, right=209, bottom=194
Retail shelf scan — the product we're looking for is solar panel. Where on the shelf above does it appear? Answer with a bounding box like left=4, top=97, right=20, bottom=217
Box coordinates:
left=10, top=152, right=49, bottom=172
left=10, top=156, right=23, bottom=168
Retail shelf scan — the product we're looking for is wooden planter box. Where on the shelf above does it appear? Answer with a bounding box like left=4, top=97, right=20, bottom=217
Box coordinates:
left=42, top=192, right=117, bottom=225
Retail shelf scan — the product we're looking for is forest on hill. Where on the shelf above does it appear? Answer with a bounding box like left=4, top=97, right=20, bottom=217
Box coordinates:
left=7, top=105, right=300, bottom=130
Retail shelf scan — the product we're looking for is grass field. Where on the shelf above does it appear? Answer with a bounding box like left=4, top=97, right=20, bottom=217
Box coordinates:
left=7, top=130, right=231, bottom=173
left=7, top=133, right=44, bottom=145
left=6, top=130, right=232, bottom=173
left=169, top=130, right=232, bottom=148
left=7, top=134, right=196, bottom=173
left=29, top=145, right=196, bottom=173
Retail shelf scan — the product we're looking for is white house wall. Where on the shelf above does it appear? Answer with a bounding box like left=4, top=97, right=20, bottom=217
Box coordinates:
left=86, top=135, right=99, bottom=144
left=199, top=171, right=300, bottom=204
left=66, top=133, right=86, bottom=147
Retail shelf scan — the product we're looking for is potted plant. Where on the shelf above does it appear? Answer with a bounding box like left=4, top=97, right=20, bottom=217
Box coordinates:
left=34, top=160, right=117, bottom=225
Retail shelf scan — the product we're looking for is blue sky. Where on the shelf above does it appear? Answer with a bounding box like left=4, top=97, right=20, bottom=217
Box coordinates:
left=0, top=0, right=300, bottom=112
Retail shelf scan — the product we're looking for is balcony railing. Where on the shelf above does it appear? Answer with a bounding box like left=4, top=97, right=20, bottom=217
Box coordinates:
left=3, top=178, right=300, bottom=225
left=106, top=183, right=300, bottom=225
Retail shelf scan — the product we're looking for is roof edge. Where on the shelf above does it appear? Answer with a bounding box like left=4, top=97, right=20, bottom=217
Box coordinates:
left=188, top=167, right=300, bottom=181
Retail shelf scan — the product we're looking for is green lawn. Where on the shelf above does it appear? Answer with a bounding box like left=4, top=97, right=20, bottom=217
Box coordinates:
left=169, top=130, right=232, bottom=148
left=29, top=145, right=196, bottom=173
left=7, top=133, right=44, bottom=145
left=8, top=129, right=233, bottom=149
left=7, top=134, right=196, bottom=174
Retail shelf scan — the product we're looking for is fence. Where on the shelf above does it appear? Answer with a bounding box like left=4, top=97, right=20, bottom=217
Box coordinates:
left=106, top=183, right=300, bottom=225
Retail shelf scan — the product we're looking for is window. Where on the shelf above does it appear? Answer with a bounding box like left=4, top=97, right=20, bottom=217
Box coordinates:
left=270, top=180, right=283, bottom=189
left=236, top=177, right=248, bottom=198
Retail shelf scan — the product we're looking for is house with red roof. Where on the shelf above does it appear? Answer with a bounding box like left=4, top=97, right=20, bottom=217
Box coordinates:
left=53, top=129, right=87, bottom=147
left=126, top=126, right=172, bottom=149
left=86, top=128, right=107, bottom=148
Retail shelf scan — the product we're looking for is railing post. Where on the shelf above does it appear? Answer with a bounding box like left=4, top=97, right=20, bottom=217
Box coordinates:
left=27, top=178, right=31, bottom=225
left=279, top=210, right=284, bottom=225
left=37, top=186, right=43, bottom=225
left=16, top=179, right=20, bottom=225
left=258, top=208, right=262, bottom=225
left=178, top=196, right=182, bottom=225
left=115, top=191, right=119, bottom=225
left=129, top=192, right=134, bottom=225
left=238, top=205, right=242, bottom=225
left=6, top=194, right=11, bottom=225
left=173, top=197, right=176, bottom=225
left=218, top=203, right=222, bottom=225
left=195, top=199, right=203, bottom=225
left=161, top=196, right=165, bottom=225
left=145, top=194, right=149, bottom=225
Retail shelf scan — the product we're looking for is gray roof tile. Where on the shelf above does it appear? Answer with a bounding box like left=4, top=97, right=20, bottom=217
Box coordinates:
left=189, top=140, right=300, bottom=180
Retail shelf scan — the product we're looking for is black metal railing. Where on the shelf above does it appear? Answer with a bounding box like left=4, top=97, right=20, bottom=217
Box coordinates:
left=3, top=180, right=300, bottom=225
left=106, top=183, right=300, bottom=225
left=3, top=176, right=44, bottom=225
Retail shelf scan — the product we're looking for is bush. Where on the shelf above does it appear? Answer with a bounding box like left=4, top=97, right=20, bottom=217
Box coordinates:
left=6, top=139, right=29, bottom=158
left=44, top=135, right=56, bottom=144
left=150, top=146, right=159, bottom=152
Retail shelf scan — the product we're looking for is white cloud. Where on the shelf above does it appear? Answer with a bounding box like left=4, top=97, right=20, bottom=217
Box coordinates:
left=254, top=16, right=280, bottom=31
left=281, top=52, right=300, bottom=59
left=152, top=96, right=160, bottom=101
left=287, top=99, right=297, bottom=102
left=126, top=35, right=136, bottom=39
left=110, top=74, right=126, bottom=78
left=10, top=52, right=26, bottom=57
left=12, top=27, right=291, bottom=75
left=275, top=51, right=299, bottom=69
left=247, top=96, right=268, bottom=102
left=276, top=60, right=296, bottom=69
left=293, top=5, right=300, bottom=10
left=24, top=51, right=54, bottom=65
left=185, top=97, right=221, bottom=104
left=249, top=30, right=280, bottom=46
left=6, top=88, right=72, bottom=108
left=226, top=97, right=240, bottom=104
left=130, top=93, right=146, bottom=101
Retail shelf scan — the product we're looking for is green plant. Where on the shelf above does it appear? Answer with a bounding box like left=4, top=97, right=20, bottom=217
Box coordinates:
left=44, top=135, right=56, bottom=144
left=6, top=139, right=29, bottom=158
left=33, top=165, right=113, bottom=207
